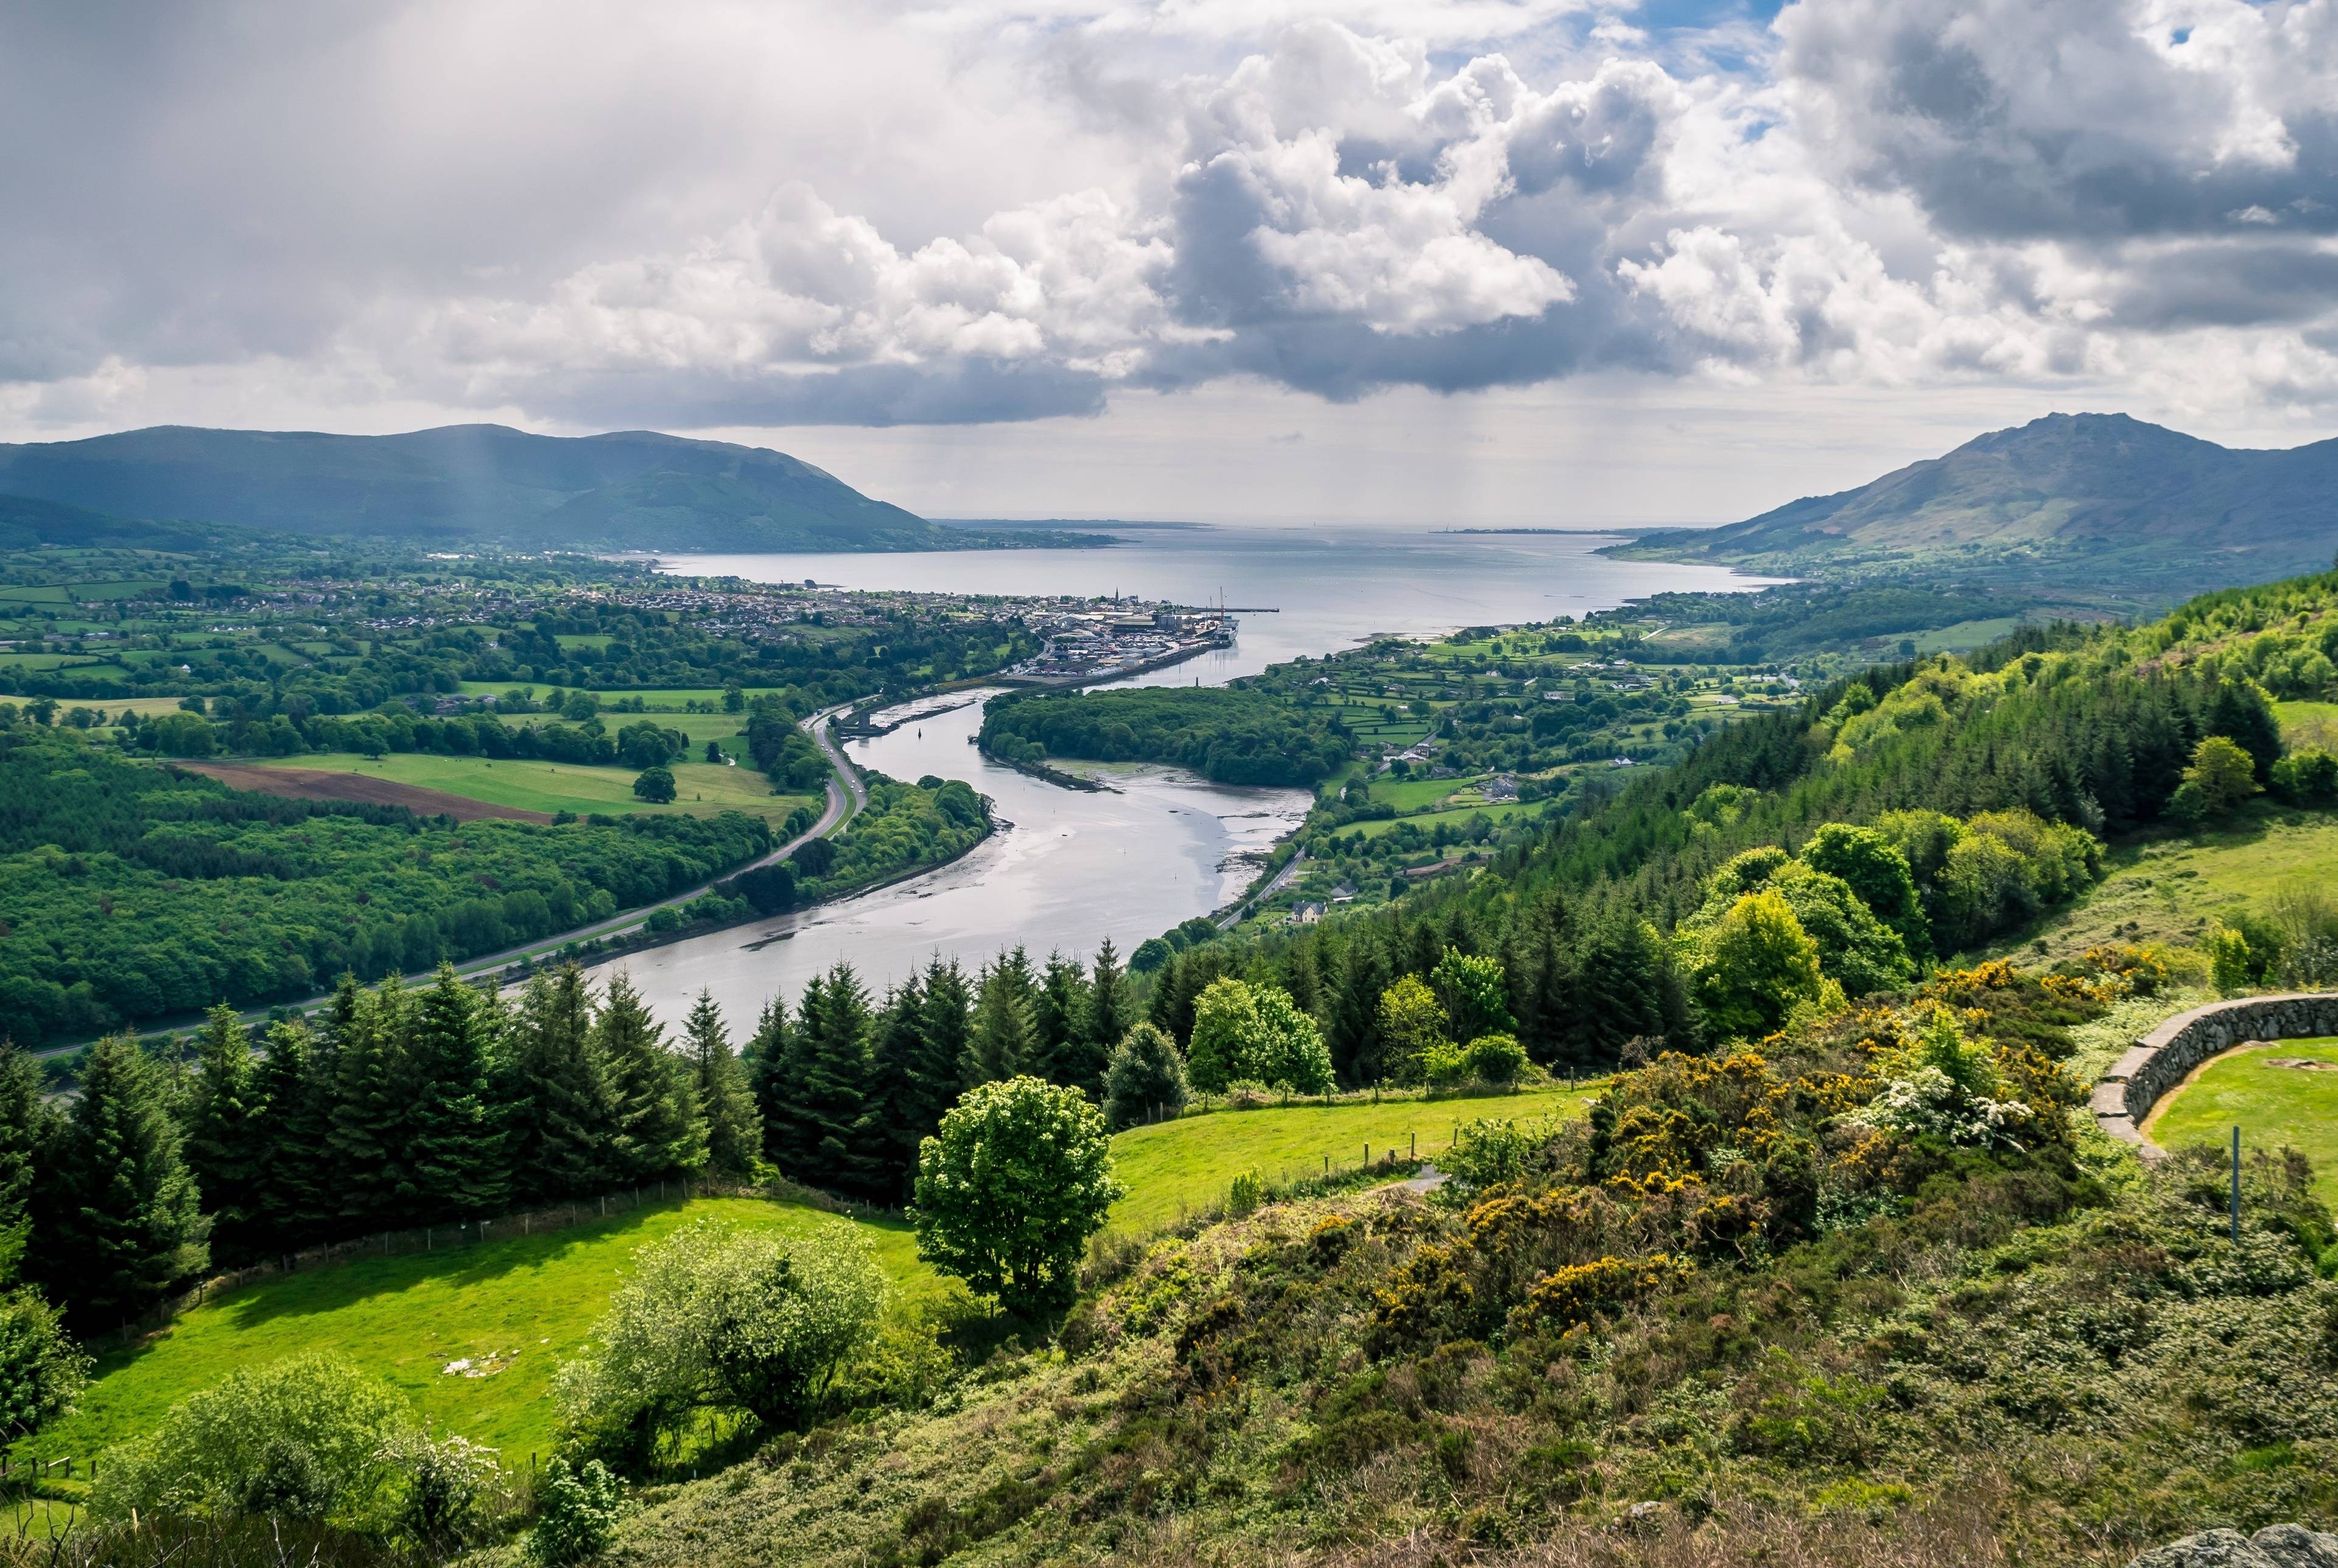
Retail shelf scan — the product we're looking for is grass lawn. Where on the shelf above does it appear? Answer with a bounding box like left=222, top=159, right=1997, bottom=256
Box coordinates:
left=18, top=1199, right=939, bottom=1467
left=1106, top=1083, right=1596, bottom=1235
left=1371, top=775, right=1484, bottom=812
left=2001, top=805, right=2338, bottom=963
left=2147, top=1037, right=2338, bottom=1208
left=246, top=751, right=815, bottom=827
left=1911, top=617, right=2021, bottom=653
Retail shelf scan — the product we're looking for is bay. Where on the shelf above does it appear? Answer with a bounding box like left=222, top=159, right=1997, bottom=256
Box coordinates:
left=588, top=528, right=1771, bottom=1026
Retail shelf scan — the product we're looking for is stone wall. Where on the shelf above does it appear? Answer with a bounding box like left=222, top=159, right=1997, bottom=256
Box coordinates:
left=2091, top=992, right=2338, bottom=1158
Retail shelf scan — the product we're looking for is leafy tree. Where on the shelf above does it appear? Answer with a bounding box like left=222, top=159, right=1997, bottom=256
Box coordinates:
left=1375, top=975, right=1449, bottom=1087
left=35, top=1032, right=209, bottom=1324
left=596, top=973, right=706, bottom=1183
left=632, top=765, right=676, bottom=803
left=912, top=1077, right=1122, bottom=1318
left=183, top=1006, right=264, bottom=1261
left=555, top=1220, right=884, bottom=1469
left=1800, top=822, right=1930, bottom=955
left=1428, top=948, right=1512, bottom=1042
left=2172, top=734, right=2261, bottom=823
left=2270, top=746, right=2338, bottom=806
left=503, top=966, right=617, bottom=1203
left=1101, top=1023, right=1187, bottom=1131
left=1185, top=977, right=1263, bottom=1094
left=1688, top=889, right=1824, bottom=1041
left=91, top=1354, right=413, bottom=1524
left=404, top=967, right=508, bottom=1219
left=682, top=990, right=761, bottom=1180
left=1748, top=861, right=1912, bottom=997
left=1251, top=985, right=1334, bottom=1093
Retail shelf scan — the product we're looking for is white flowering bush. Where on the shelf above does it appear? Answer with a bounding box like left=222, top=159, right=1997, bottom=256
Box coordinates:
left=1849, top=1006, right=2034, bottom=1151
left=384, top=1429, right=505, bottom=1548
left=555, top=1219, right=886, bottom=1468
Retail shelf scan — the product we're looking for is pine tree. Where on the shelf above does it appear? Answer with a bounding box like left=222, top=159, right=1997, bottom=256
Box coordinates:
left=597, top=972, right=707, bottom=1183
left=404, top=967, right=509, bottom=1220
left=504, top=965, right=617, bottom=1203
left=681, top=990, right=760, bottom=1181
left=182, top=1006, right=263, bottom=1263
left=915, top=959, right=972, bottom=1123
left=1031, top=951, right=1101, bottom=1098
left=966, top=949, right=1036, bottom=1086
left=0, top=1040, right=50, bottom=1279
left=1327, top=933, right=1390, bottom=1087
left=325, top=973, right=410, bottom=1234
left=742, top=995, right=793, bottom=1166
left=35, top=1034, right=209, bottom=1325
left=247, top=1019, right=335, bottom=1249
left=866, top=973, right=929, bottom=1199
left=1086, top=939, right=1134, bottom=1055
left=796, top=964, right=883, bottom=1199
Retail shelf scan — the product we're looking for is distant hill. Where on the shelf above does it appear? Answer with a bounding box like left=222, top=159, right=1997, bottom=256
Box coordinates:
left=0, top=491, right=254, bottom=555
left=1620, top=413, right=2338, bottom=600
left=0, top=425, right=1100, bottom=553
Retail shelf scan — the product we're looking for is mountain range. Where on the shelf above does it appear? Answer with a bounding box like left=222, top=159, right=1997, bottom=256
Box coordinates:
left=0, top=424, right=1100, bottom=553
left=1620, top=413, right=2338, bottom=599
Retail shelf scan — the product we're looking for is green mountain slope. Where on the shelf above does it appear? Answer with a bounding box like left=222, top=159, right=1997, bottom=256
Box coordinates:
left=0, top=491, right=255, bottom=555
left=1621, top=412, right=2338, bottom=599
left=0, top=424, right=1078, bottom=552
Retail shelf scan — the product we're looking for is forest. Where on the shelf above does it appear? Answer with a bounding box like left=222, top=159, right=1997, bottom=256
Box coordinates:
left=0, top=730, right=773, bottom=1043
left=978, top=685, right=1355, bottom=786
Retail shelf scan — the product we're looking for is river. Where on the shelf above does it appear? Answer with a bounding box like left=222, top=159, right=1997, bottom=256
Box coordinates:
left=587, top=527, right=1771, bottom=1026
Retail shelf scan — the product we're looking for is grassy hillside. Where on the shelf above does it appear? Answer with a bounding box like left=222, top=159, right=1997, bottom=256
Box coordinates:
left=1104, top=1085, right=1596, bottom=1233
left=15, top=1199, right=938, bottom=1468
left=242, top=752, right=815, bottom=828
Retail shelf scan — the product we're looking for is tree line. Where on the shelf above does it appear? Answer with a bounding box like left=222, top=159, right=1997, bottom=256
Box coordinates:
left=980, top=686, right=1354, bottom=787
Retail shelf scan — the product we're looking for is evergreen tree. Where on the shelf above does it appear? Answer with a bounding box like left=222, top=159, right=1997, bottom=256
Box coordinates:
left=1101, top=1023, right=1187, bottom=1132
left=965, top=948, right=1036, bottom=1087
left=504, top=965, right=617, bottom=1203
left=682, top=990, right=760, bottom=1181
left=1086, top=939, right=1134, bottom=1055
left=596, top=973, right=707, bottom=1184
left=1031, top=951, right=1103, bottom=1099
left=742, top=995, right=794, bottom=1166
left=0, top=1040, right=50, bottom=1277
left=35, top=1034, right=209, bottom=1325
left=1327, top=933, right=1390, bottom=1087
left=325, top=974, right=410, bottom=1234
left=867, top=974, right=930, bottom=1199
left=1567, top=913, right=1678, bottom=1065
left=915, top=960, right=972, bottom=1122
left=182, top=1006, right=263, bottom=1262
left=404, top=967, right=509, bottom=1220
left=247, top=1019, right=335, bottom=1248
left=795, top=964, right=884, bottom=1199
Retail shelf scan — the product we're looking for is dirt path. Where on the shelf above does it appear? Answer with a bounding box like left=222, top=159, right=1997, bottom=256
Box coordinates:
left=177, top=761, right=557, bottom=822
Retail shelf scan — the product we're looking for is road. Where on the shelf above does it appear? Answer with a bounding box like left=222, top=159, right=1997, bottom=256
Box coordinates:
left=43, top=704, right=866, bottom=1057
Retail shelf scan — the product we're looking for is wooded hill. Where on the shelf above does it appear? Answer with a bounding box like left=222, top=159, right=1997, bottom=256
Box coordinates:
left=0, top=425, right=1108, bottom=553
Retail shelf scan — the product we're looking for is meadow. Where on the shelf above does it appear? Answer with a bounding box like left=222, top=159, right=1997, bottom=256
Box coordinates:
left=2148, top=1035, right=2338, bottom=1207
left=1343, top=798, right=1547, bottom=839
left=1104, top=1083, right=1594, bottom=1234
left=242, top=751, right=815, bottom=827
left=19, top=1199, right=938, bottom=1468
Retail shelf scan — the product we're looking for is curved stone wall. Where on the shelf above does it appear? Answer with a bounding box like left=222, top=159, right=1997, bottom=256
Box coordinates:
left=2091, top=991, right=2338, bottom=1158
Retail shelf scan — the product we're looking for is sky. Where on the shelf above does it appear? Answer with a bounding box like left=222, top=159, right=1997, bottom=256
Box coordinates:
left=3, top=0, right=2337, bottom=525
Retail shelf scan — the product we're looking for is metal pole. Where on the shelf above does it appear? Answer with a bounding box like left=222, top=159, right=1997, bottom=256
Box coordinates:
left=2231, top=1125, right=2242, bottom=1245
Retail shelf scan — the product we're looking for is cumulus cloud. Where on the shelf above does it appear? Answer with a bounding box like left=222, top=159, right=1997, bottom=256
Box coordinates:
left=5, top=0, right=2338, bottom=432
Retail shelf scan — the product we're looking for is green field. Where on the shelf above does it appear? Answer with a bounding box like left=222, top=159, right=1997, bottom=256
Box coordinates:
left=2008, top=807, right=2338, bottom=962
left=248, top=752, right=816, bottom=827
left=1370, top=774, right=1486, bottom=811
left=1911, top=616, right=2021, bottom=653
left=19, top=1199, right=938, bottom=1467
left=2148, top=1037, right=2338, bottom=1208
left=1345, top=799, right=1546, bottom=839
left=1104, top=1084, right=1595, bottom=1234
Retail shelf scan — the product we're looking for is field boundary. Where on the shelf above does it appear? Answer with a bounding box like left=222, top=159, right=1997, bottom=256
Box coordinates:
left=2092, top=991, right=2338, bottom=1159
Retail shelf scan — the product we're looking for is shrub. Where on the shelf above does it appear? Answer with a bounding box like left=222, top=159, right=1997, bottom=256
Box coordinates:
left=912, top=1077, right=1122, bottom=1318
left=93, top=1354, right=412, bottom=1525
left=384, top=1431, right=504, bottom=1549
left=528, top=1456, right=627, bottom=1567
left=0, top=1286, right=90, bottom=1444
left=2270, top=746, right=2338, bottom=807
left=555, top=1220, right=885, bottom=1467
left=1101, top=1023, right=1187, bottom=1131
left=1227, top=1171, right=1265, bottom=1217
left=1464, top=1033, right=1529, bottom=1085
